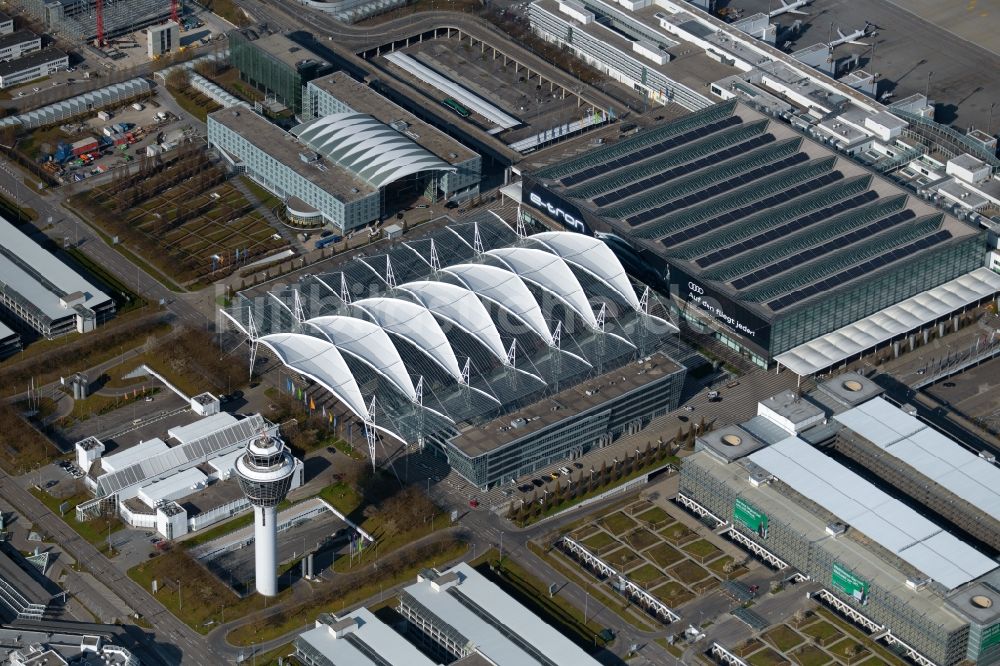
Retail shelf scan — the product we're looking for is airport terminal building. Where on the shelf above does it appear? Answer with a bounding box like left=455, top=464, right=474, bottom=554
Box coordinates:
left=224, top=216, right=686, bottom=489
left=208, top=76, right=481, bottom=232
left=519, top=101, right=989, bottom=367
left=681, top=374, right=1000, bottom=666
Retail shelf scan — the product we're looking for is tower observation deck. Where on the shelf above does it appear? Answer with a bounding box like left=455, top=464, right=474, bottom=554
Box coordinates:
left=235, top=430, right=296, bottom=596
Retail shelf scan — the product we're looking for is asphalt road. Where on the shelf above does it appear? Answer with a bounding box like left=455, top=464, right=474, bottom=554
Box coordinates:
left=0, top=470, right=225, bottom=665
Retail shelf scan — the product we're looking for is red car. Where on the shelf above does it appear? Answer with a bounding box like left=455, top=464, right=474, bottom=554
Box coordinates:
left=468, top=499, right=480, bottom=508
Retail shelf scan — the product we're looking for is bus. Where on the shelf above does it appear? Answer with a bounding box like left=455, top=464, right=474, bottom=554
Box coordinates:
left=442, top=98, right=471, bottom=118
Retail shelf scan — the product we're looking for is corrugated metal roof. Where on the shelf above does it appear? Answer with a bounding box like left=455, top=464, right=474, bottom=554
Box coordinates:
left=295, top=607, right=440, bottom=666
left=101, top=437, right=169, bottom=473
left=403, top=562, right=601, bottom=666
left=167, top=412, right=238, bottom=444
left=0, top=216, right=111, bottom=324
left=777, top=267, right=1000, bottom=375
left=834, top=397, right=1000, bottom=522
left=749, top=436, right=997, bottom=590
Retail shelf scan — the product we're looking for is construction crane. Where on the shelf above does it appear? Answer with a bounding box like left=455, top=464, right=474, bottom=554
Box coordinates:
left=95, top=0, right=105, bottom=47
left=171, top=0, right=180, bottom=27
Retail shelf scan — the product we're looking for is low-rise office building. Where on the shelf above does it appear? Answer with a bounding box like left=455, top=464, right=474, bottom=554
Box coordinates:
left=0, top=30, right=41, bottom=62
left=0, top=48, right=68, bottom=89
left=0, top=215, right=113, bottom=338
left=228, top=31, right=331, bottom=115
left=0, top=12, right=14, bottom=35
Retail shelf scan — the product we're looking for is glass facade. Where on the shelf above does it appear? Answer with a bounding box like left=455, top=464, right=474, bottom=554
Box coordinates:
left=444, top=364, right=685, bottom=488
left=770, top=233, right=987, bottom=355
left=230, top=31, right=329, bottom=115
left=681, top=457, right=973, bottom=666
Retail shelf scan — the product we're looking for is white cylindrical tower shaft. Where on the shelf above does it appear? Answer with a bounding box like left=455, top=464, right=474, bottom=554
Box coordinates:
left=254, top=505, right=278, bottom=596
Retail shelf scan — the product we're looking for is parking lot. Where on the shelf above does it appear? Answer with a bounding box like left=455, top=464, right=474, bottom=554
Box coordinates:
left=380, top=33, right=616, bottom=147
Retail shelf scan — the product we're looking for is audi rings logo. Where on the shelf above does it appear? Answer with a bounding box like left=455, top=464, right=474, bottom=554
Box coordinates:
left=688, top=282, right=704, bottom=295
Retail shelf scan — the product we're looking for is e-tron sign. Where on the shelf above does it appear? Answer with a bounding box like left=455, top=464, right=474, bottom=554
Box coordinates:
left=528, top=192, right=587, bottom=234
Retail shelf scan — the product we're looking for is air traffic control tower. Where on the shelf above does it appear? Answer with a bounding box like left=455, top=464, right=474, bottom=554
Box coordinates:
left=235, top=430, right=296, bottom=596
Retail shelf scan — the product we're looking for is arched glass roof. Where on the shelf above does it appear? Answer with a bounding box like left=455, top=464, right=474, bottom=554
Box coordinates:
left=485, top=247, right=599, bottom=329
left=352, top=297, right=464, bottom=382
left=442, top=263, right=553, bottom=345
left=292, top=113, right=455, bottom=188
left=305, top=315, right=416, bottom=402
left=527, top=232, right=640, bottom=310
left=398, top=280, right=508, bottom=363
left=258, top=333, right=369, bottom=420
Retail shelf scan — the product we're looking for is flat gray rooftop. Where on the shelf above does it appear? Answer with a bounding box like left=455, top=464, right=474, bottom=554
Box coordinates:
left=309, top=72, right=477, bottom=165
left=248, top=33, right=325, bottom=70
left=0, top=30, right=37, bottom=50
left=209, top=109, right=376, bottom=203
left=0, top=47, right=65, bottom=77
left=0, top=216, right=110, bottom=325
left=450, top=351, right=682, bottom=457
left=687, top=451, right=967, bottom=631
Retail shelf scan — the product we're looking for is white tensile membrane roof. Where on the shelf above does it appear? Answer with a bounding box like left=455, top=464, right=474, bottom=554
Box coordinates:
left=442, top=263, right=554, bottom=345
left=292, top=113, right=455, bottom=189
left=258, top=333, right=369, bottom=418
left=305, top=315, right=416, bottom=402
left=398, top=280, right=508, bottom=363
left=526, top=231, right=640, bottom=310
left=485, top=247, right=599, bottom=329
left=351, top=297, right=464, bottom=382
left=776, top=267, right=1000, bottom=375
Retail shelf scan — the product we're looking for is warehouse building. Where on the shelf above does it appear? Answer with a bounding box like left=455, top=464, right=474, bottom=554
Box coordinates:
left=519, top=101, right=989, bottom=367
left=682, top=376, right=1000, bottom=666
left=228, top=31, right=332, bottom=116
left=224, top=216, right=685, bottom=488
left=0, top=47, right=67, bottom=89
left=0, top=30, right=41, bottom=62
left=0, top=320, right=20, bottom=359
left=0, top=216, right=113, bottom=338
left=208, top=102, right=478, bottom=232
left=76, top=411, right=303, bottom=539
left=295, top=609, right=439, bottom=666
left=399, top=562, right=602, bottom=665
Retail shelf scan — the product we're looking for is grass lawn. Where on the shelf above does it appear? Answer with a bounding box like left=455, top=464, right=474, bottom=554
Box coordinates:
left=227, top=538, right=468, bottom=645
left=604, top=545, right=642, bottom=572
left=765, top=624, right=804, bottom=652
left=747, top=647, right=791, bottom=666
left=634, top=505, right=671, bottom=525
left=792, top=644, right=832, bottom=666
left=681, top=538, right=721, bottom=561
left=646, top=542, right=684, bottom=568
left=531, top=541, right=657, bottom=632
left=707, top=554, right=748, bottom=579
left=130, top=549, right=283, bottom=633
left=650, top=580, right=692, bottom=606
left=623, top=528, right=659, bottom=551
left=813, top=608, right=908, bottom=665
left=627, top=563, right=663, bottom=587
left=599, top=512, right=636, bottom=535
left=668, top=559, right=709, bottom=585
left=30, top=487, right=123, bottom=555
left=661, top=523, right=697, bottom=545
left=482, top=557, right=609, bottom=653
left=318, top=482, right=362, bottom=517
left=827, top=637, right=870, bottom=664
left=581, top=530, right=617, bottom=552
left=801, top=620, right=842, bottom=646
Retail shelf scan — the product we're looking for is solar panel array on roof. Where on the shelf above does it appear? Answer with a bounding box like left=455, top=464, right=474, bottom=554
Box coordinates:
left=749, top=437, right=997, bottom=590
left=96, top=414, right=265, bottom=497
left=766, top=229, right=952, bottom=311
left=566, top=120, right=769, bottom=200
left=561, top=115, right=744, bottom=188
left=535, top=100, right=738, bottom=182
left=834, top=397, right=1000, bottom=522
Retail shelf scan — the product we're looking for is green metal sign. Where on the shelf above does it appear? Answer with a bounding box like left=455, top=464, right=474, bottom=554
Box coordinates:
left=832, top=562, right=870, bottom=605
left=734, top=498, right=769, bottom=538
left=981, top=622, right=1000, bottom=651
